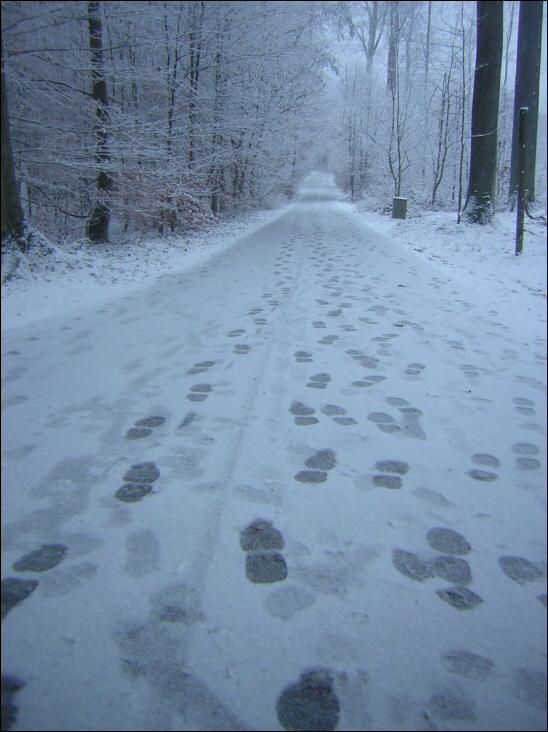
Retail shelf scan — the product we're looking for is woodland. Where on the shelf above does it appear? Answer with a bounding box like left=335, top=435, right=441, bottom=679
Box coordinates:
left=1, top=1, right=545, bottom=251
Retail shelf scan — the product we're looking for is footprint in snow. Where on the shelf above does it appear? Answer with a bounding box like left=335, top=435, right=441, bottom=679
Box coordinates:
left=371, top=459, right=409, bottom=490
left=426, top=527, right=471, bottom=555
left=513, top=397, right=536, bottom=416
left=276, top=668, right=340, bottom=732
left=115, top=462, right=160, bottom=503
left=498, top=556, right=545, bottom=584
left=351, top=374, right=386, bottom=389
left=460, top=363, right=480, bottom=378
left=1, top=675, right=26, bottom=731
left=1, top=578, right=39, bottom=619
left=12, top=544, right=68, bottom=573
left=126, top=415, right=166, bottom=440
left=240, top=519, right=287, bottom=584
left=290, top=400, right=318, bottom=426
left=346, top=349, right=379, bottom=370
left=404, top=362, right=425, bottom=377
left=441, top=649, right=493, bottom=681
left=187, top=360, right=215, bottom=375
left=320, top=404, right=357, bottom=426
left=367, top=405, right=426, bottom=440
left=392, top=527, right=480, bottom=610
left=186, top=384, right=212, bottom=402
left=512, top=668, right=547, bottom=711
left=436, top=586, right=483, bottom=610
left=295, top=449, right=336, bottom=484
left=512, top=442, right=541, bottom=471
left=306, top=373, right=331, bottom=390
left=467, top=453, right=499, bottom=481
left=426, top=688, right=475, bottom=722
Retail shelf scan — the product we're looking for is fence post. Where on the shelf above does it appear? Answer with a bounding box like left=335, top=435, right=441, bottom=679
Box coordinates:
left=515, top=107, right=528, bottom=256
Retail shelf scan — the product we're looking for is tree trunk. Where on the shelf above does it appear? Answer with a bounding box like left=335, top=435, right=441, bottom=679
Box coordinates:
left=497, top=1, right=516, bottom=201
left=424, top=1, right=431, bottom=87
left=509, top=0, right=543, bottom=206
left=188, top=1, right=205, bottom=169
left=457, top=1, right=467, bottom=224
left=208, top=15, right=226, bottom=214
left=387, top=2, right=399, bottom=96
left=431, top=73, right=450, bottom=206
left=86, top=0, right=111, bottom=243
left=464, top=1, right=503, bottom=224
left=1, top=35, right=27, bottom=249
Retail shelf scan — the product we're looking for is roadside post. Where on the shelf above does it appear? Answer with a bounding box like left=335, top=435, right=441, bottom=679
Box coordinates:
left=515, top=106, right=528, bottom=256
left=392, top=197, right=407, bottom=219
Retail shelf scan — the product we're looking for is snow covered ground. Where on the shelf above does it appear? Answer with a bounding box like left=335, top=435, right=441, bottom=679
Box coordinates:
left=355, top=201, right=547, bottom=302
left=1, top=172, right=546, bottom=731
left=1, top=207, right=286, bottom=331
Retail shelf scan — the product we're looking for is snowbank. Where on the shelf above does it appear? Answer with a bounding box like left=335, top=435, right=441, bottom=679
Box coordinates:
left=355, top=202, right=547, bottom=298
left=2, top=198, right=545, bottom=333
left=1, top=208, right=285, bottom=331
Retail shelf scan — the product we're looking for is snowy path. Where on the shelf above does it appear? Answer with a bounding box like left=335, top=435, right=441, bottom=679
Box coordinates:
left=2, top=172, right=546, bottom=731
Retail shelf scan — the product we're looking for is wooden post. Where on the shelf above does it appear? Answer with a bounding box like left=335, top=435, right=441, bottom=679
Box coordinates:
left=392, top=197, right=407, bottom=219
left=515, top=107, right=528, bottom=255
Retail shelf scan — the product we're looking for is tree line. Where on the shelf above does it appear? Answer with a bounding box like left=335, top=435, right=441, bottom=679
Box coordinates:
left=1, top=1, right=545, bottom=254
left=330, top=0, right=543, bottom=224
left=1, top=0, right=329, bottom=249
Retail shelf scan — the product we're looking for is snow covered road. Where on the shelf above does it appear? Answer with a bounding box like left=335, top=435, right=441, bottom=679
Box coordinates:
left=2, top=172, right=546, bottom=731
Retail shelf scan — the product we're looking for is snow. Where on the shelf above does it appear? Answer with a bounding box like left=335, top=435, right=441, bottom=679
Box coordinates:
left=1, top=207, right=286, bottom=332
left=2, top=172, right=546, bottom=731
left=355, top=202, right=547, bottom=299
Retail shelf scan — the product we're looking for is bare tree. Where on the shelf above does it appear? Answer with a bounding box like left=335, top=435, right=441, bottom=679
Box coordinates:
left=431, top=69, right=453, bottom=206
left=341, top=1, right=386, bottom=78
left=386, top=2, right=411, bottom=197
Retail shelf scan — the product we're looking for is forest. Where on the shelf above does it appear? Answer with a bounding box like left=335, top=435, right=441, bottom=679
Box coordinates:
left=1, top=5, right=547, bottom=732
left=1, top=1, right=546, bottom=251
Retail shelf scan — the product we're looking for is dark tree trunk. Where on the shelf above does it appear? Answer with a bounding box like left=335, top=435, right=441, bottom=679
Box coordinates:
left=86, top=0, right=111, bottom=243
left=509, top=0, right=543, bottom=206
left=465, top=1, right=503, bottom=223
left=348, top=115, right=355, bottom=199
left=188, top=1, right=205, bottom=169
left=208, top=20, right=226, bottom=214
left=457, top=1, right=467, bottom=224
left=1, top=35, right=27, bottom=250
